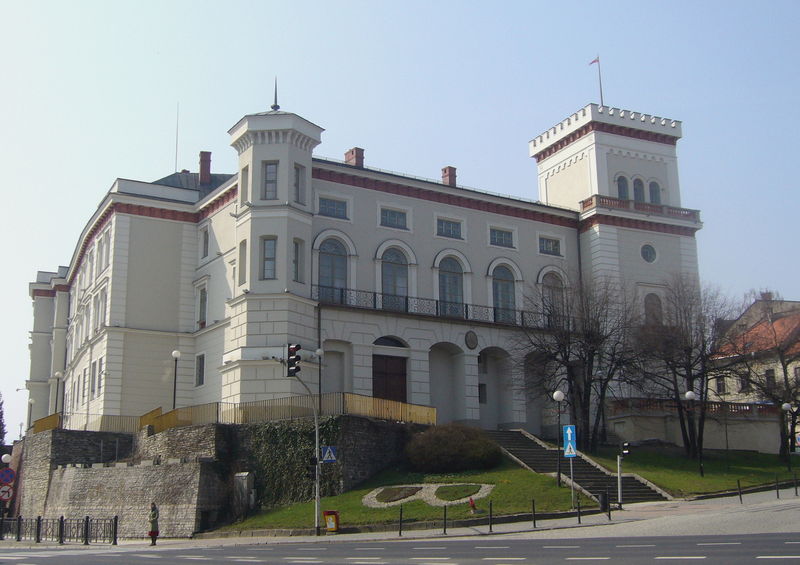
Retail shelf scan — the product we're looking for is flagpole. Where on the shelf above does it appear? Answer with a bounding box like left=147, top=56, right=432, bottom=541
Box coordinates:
left=590, top=56, right=604, bottom=107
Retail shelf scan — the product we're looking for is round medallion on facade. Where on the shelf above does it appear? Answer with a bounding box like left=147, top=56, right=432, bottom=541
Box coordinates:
left=641, top=244, right=657, bottom=263
left=465, top=330, right=478, bottom=350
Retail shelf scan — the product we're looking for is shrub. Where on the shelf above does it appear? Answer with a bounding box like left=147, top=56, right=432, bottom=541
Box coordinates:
left=405, top=424, right=502, bottom=473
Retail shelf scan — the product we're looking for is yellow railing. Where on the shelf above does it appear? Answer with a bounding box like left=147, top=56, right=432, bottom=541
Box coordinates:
left=37, top=393, right=436, bottom=435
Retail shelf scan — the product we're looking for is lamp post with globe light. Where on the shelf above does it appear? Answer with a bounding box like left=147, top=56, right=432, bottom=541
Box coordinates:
left=782, top=403, right=794, bottom=472
left=171, top=350, right=181, bottom=410
left=552, top=390, right=565, bottom=487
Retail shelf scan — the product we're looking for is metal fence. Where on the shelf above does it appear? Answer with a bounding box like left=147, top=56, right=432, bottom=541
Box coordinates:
left=39, top=393, right=436, bottom=436
left=0, top=515, right=118, bottom=545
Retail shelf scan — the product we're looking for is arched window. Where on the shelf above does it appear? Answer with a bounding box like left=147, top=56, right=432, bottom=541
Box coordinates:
left=633, top=179, right=645, bottom=202
left=492, top=265, right=516, bottom=323
left=649, top=181, right=661, bottom=204
left=438, top=257, right=464, bottom=318
left=644, top=293, right=663, bottom=326
left=319, top=238, right=347, bottom=304
left=617, top=176, right=629, bottom=200
left=381, top=248, right=408, bottom=311
left=542, top=272, right=565, bottom=328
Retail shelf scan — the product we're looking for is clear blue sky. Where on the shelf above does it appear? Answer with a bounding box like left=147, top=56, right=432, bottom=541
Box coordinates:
left=1, top=0, right=797, bottom=439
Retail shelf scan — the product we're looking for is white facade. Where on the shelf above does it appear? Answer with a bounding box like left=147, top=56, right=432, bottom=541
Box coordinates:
left=26, top=103, right=702, bottom=432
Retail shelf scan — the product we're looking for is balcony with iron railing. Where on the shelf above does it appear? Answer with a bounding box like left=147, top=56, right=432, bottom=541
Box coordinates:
left=312, top=285, right=572, bottom=330
left=580, top=195, right=701, bottom=223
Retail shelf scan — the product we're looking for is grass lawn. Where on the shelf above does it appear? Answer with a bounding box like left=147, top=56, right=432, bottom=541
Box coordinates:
left=592, top=446, right=795, bottom=497
left=224, top=458, right=592, bottom=531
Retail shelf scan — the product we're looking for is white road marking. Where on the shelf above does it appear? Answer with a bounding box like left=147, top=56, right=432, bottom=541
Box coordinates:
left=654, top=557, right=706, bottom=560
left=616, top=544, right=656, bottom=548
left=565, top=559, right=610, bottom=562
left=346, top=559, right=383, bottom=561
left=297, top=548, right=326, bottom=551
left=543, top=545, right=580, bottom=549
left=475, top=546, right=510, bottom=549
left=696, top=542, right=741, bottom=546
left=411, top=559, right=451, bottom=561
left=482, top=558, right=526, bottom=561
left=757, top=557, right=800, bottom=560
left=178, top=557, right=213, bottom=561
left=413, top=547, right=447, bottom=550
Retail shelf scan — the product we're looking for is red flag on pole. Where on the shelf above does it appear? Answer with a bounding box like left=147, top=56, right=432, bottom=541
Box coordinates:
left=589, top=57, right=600, bottom=65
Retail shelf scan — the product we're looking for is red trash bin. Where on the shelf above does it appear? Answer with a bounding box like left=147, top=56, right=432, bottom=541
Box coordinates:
left=322, top=510, right=339, bottom=533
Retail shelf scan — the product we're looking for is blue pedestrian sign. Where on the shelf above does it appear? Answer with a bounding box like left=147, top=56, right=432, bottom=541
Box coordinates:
left=562, top=425, right=577, bottom=458
left=320, top=445, right=337, bottom=463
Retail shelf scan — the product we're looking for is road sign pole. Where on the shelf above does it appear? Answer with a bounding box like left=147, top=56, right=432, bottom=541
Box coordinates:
left=617, top=454, right=623, bottom=509
left=569, top=457, right=575, bottom=509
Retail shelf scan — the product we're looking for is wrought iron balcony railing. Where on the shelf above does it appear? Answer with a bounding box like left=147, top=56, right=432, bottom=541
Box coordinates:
left=312, top=285, right=571, bottom=330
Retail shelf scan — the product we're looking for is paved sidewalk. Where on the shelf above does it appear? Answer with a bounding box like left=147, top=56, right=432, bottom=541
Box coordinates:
left=2, top=486, right=799, bottom=551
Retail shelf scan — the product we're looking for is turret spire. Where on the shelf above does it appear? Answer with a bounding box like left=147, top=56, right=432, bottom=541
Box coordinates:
left=271, top=78, right=280, bottom=111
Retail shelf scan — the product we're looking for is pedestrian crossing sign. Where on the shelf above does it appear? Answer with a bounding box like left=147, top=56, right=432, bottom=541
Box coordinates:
left=563, top=425, right=577, bottom=458
left=321, top=445, right=337, bottom=463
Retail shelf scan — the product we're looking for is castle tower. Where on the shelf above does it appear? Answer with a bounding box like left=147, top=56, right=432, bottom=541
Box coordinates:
left=220, top=108, right=324, bottom=402
left=529, top=104, right=702, bottom=310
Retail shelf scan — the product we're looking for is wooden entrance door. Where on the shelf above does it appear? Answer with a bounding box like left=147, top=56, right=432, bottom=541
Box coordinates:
left=372, top=355, right=407, bottom=403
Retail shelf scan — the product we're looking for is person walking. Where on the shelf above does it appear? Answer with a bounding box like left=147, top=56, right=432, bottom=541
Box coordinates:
left=148, top=502, right=160, bottom=546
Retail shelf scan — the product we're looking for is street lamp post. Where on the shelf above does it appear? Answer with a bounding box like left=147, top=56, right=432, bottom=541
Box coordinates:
left=782, top=403, right=793, bottom=472
left=26, top=398, right=35, bottom=432
left=293, top=375, right=321, bottom=536
left=685, top=390, right=704, bottom=477
left=171, top=350, right=181, bottom=410
left=553, top=390, right=565, bottom=487
left=54, top=371, right=63, bottom=414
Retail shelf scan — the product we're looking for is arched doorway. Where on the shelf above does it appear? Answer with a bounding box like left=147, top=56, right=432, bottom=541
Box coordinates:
left=372, top=336, right=407, bottom=403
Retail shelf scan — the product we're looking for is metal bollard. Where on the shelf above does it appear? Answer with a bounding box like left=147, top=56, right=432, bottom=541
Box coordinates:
left=16, top=516, right=22, bottom=542
left=532, top=499, right=536, bottom=529
left=737, top=479, right=743, bottom=504
left=776, top=475, right=781, bottom=499
left=35, top=516, right=41, bottom=543
left=577, top=499, right=581, bottom=524
left=58, top=516, right=65, bottom=545
left=83, top=515, right=90, bottom=545
left=488, top=501, right=493, bottom=533
left=112, top=515, right=118, bottom=545
left=443, top=505, right=447, bottom=535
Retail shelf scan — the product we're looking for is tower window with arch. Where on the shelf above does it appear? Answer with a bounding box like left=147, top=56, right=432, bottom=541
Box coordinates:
left=381, top=248, right=409, bottom=312
left=644, top=293, right=663, bottom=326
left=319, top=238, right=348, bottom=304
left=633, top=178, right=645, bottom=203
left=649, top=181, right=661, bottom=204
left=617, top=176, right=629, bottom=200
left=492, top=265, right=516, bottom=324
left=438, top=256, right=464, bottom=318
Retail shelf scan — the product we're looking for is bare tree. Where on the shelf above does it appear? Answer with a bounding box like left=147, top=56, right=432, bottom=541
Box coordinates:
left=716, top=293, right=800, bottom=461
left=514, top=276, right=639, bottom=453
left=635, top=274, right=739, bottom=465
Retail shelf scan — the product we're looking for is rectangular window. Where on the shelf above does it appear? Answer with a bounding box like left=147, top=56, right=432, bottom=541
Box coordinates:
left=91, top=361, right=97, bottom=398
left=195, top=354, right=205, bottom=387
left=490, top=228, right=513, bottom=248
left=262, top=161, right=278, bottom=199
left=381, top=208, right=407, bottom=229
left=766, top=368, right=776, bottom=391
left=241, top=165, right=249, bottom=204
left=716, top=376, right=727, bottom=395
left=292, top=239, right=304, bottom=283
left=97, top=357, right=104, bottom=393
left=294, top=164, right=305, bottom=204
left=262, top=237, right=277, bottom=280
left=539, top=236, right=562, bottom=256
left=739, top=375, right=752, bottom=393
left=82, top=368, right=88, bottom=404
left=437, top=218, right=462, bottom=239
left=795, top=366, right=800, bottom=387
left=198, top=287, right=207, bottom=329
left=201, top=228, right=209, bottom=258
left=238, top=240, right=247, bottom=286
left=319, top=197, right=348, bottom=219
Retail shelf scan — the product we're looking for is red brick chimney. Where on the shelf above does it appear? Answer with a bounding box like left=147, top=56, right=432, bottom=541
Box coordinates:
left=345, top=147, right=364, bottom=168
left=199, top=151, right=212, bottom=185
left=442, top=166, right=457, bottom=187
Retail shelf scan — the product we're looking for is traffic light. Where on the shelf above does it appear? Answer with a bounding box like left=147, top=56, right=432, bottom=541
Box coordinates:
left=306, top=456, right=317, bottom=480
left=621, top=442, right=631, bottom=458
left=287, top=344, right=301, bottom=377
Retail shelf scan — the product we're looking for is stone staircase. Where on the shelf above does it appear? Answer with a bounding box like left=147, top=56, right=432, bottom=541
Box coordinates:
left=485, top=429, right=669, bottom=506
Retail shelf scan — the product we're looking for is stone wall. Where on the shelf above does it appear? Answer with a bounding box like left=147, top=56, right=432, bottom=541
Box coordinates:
left=15, top=416, right=420, bottom=537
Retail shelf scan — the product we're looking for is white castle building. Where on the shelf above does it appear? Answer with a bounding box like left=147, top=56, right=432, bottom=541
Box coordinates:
left=27, top=102, right=701, bottom=434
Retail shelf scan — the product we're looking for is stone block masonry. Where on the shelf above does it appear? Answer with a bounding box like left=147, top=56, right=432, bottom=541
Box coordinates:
left=15, top=416, right=424, bottom=537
